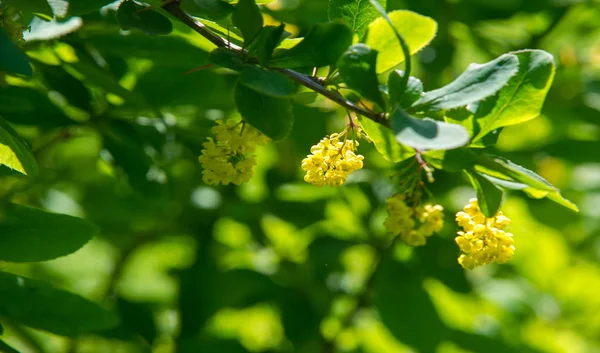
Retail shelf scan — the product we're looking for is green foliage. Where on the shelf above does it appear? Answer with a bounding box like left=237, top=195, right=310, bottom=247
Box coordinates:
left=116, top=0, right=173, bottom=36
left=0, top=272, right=119, bottom=336
left=234, top=83, right=294, bottom=140
left=328, top=0, right=386, bottom=40
left=0, top=119, right=38, bottom=176
left=0, top=0, right=595, bottom=352
left=0, top=29, right=32, bottom=76
left=270, top=23, right=353, bottom=68
left=391, top=110, right=470, bottom=150
left=338, top=44, right=386, bottom=109
left=364, top=10, right=437, bottom=73
left=411, top=54, right=520, bottom=112
left=465, top=170, right=503, bottom=217
left=232, top=0, right=263, bottom=44
left=0, top=203, right=98, bottom=262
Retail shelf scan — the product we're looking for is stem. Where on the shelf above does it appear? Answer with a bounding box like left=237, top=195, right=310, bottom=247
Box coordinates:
left=160, top=0, right=387, bottom=126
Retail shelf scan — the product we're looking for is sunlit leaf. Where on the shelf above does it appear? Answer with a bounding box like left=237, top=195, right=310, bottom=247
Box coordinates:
left=358, top=116, right=414, bottom=163
left=338, top=44, right=386, bottom=109
left=328, top=0, right=386, bottom=39
left=0, top=119, right=38, bottom=177
left=391, top=110, right=470, bottom=150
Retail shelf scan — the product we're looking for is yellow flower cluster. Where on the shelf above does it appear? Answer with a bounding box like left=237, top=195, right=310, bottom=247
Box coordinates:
left=383, top=193, right=444, bottom=246
left=301, top=132, right=364, bottom=187
left=199, top=119, right=268, bottom=186
left=455, top=198, right=514, bottom=270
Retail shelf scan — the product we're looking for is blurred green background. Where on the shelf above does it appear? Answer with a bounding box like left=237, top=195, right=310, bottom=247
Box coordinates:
left=1, top=0, right=599, bottom=352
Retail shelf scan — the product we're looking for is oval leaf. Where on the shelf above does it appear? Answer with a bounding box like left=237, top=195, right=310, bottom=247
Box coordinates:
left=411, top=54, right=519, bottom=112
left=391, top=110, right=470, bottom=150
left=471, top=50, right=555, bottom=141
left=0, top=204, right=99, bottom=262
left=0, top=272, right=119, bottom=337
left=338, top=44, right=386, bottom=109
left=117, top=0, right=173, bottom=36
left=232, top=0, right=263, bottom=44
left=270, top=23, right=353, bottom=68
left=234, top=83, right=294, bottom=140
left=328, top=0, right=386, bottom=40
left=465, top=170, right=503, bottom=217
left=389, top=70, right=423, bottom=108
left=239, top=66, right=297, bottom=98
left=0, top=119, right=38, bottom=177
left=365, top=10, right=437, bottom=73
left=358, top=116, right=413, bottom=163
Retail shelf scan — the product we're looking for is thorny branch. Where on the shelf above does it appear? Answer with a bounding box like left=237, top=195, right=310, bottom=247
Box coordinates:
left=159, top=0, right=388, bottom=126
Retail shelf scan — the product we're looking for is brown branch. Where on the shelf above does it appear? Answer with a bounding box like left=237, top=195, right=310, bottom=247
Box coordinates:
left=160, top=0, right=388, bottom=126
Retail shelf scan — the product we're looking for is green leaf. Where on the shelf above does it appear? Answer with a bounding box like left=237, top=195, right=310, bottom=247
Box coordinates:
left=391, top=110, right=470, bottom=151
left=209, top=47, right=246, bottom=71
left=234, top=83, right=294, bottom=140
left=0, top=86, right=73, bottom=129
left=465, top=170, right=503, bottom=217
left=338, top=44, right=386, bottom=109
left=239, top=66, right=297, bottom=98
left=475, top=159, right=579, bottom=212
left=62, top=0, right=115, bottom=17
left=411, top=54, right=520, bottom=112
left=389, top=70, right=423, bottom=108
left=471, top=50, right=555, bottom=141
left=2, top=0, right=53, bottom=18
left=0, top=339, right=20, bottom=353
left=358, top=116, right=413, bottom=163
left=0, top=29, right=32, bottom=77
left=0, top=272, right=119, bottom=336
left=475, top=154, right=555, bottom=192
left=232, top=0, right=263, bottom=44
left=0, top=203, right=99, bottom=262
left=328, top=0, right=386, bottom=40
left=116, top=0, right=173, bottom=36
left=364, top=10, right=437, bottom=73
left=270, top=23, right=353, bottom=68
left=181, top=0, right=235, bottom=21
left=0, top=119, right=38, bottom=177
left=423, top=148, right=478, bottom=172
left=253, top=24, right=286, bottom=67
left=36, top=61, right=92, bottom=111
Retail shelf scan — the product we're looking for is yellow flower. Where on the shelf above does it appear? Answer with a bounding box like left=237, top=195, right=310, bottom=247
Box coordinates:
left=301, top=132, right=364, bottom=187
left=455, top=198, right=515, bottom=269
left=383, top=193, right=444, bottom=246
left=199, top=119, right=268, bottom=186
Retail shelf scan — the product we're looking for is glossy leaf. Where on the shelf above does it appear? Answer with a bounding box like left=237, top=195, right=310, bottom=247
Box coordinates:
left=239, top=66, right=297, bottom=98
left=0, top=29, right=32, bottom=77
left=411, top=54, right=519, bottom=112
left=234, top=83, right=294, bottom=140
left=358, top=116, right=413, bottom=163
left=0, top=272, right=119, bottom=337
left=232, top=0, right=263, bottom=44
left=0, top=203, right=99, bottom=262
left=465, top=170, right=503, bottom=217
left=22, top=17, right=83, bottom=41
left=471, top=50, right=555, bottom=141
left=0, top=119, right=38, bottom=177
left=391, top=110, right=470, bottom=150
left=389, top=70, right=423, bottom=108
left=365, top=10, right=437, bottom=73
left=116, top=0, right=173, bottom=36
left=338, top=44, right=386, bottom=109
left=181, top=0, right=235, bottom=20
left=328, top=0, right=386, bottom=40
left=424, top=148, right=479, bottom=172
left=270, top=23, right=353, bottom=68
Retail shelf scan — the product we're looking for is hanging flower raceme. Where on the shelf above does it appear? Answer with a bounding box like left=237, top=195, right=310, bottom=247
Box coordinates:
left=301, top=130, right=364, bottom=187
left=199, top=119, right=269, bottom=186
left=383, top=193, right=444, bottom=246
left=455, top=198, right=514, bottom=270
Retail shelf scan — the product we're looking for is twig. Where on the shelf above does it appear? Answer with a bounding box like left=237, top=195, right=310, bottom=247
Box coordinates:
left=159, top=0, right=388, bottom=126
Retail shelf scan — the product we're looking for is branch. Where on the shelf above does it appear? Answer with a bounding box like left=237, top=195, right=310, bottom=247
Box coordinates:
left=160, top=0, right=388, bottom=126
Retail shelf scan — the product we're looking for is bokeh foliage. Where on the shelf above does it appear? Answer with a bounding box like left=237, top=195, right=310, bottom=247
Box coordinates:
left=1, top=0, right=599, bottom=353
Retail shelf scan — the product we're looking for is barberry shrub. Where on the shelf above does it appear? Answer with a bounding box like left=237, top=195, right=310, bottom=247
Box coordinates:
left=0, top=0, right=593, bottom=353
